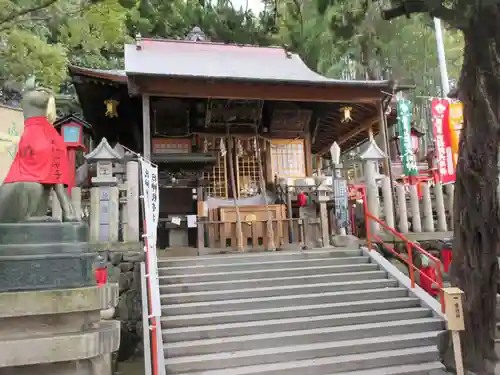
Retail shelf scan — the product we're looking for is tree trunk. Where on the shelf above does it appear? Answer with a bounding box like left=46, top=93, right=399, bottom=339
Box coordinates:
left=441, top=6, right=500, bottom=374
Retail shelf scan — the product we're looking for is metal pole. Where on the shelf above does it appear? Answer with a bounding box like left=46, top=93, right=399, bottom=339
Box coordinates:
left=434, top=18, right=450, bottom=96
left=140, top=262, right=153, bottom=375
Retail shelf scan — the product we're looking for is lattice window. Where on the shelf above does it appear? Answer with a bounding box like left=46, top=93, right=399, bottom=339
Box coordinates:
left=270, top=140, right=306, bottom=178
left=202, top=136, right=228, bottom=198
left=236, top=138, right=261, bottom=198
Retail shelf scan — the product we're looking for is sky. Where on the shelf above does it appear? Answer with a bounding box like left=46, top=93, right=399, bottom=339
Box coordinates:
left=231, top=0, right=264, bottom=14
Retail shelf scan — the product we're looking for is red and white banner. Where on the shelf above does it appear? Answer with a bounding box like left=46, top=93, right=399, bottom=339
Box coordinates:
left=431, top=99, right=455, bottom=184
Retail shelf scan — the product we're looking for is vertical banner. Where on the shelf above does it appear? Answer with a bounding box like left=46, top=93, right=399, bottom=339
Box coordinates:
left=396, top=99, right=418, bottom=177
left=432, top=99, right=456, bottom=184
left=448, top=101, right=464, bottom=167
left=140, top=158, right=161, bottom=317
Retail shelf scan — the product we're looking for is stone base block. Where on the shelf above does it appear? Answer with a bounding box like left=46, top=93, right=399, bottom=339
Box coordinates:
left=0, top=284, right=119, bottom=318
left=0, top=251, right=95, bottom=292
left=0, top=222, right=89, bottom=245
left=0, top=221, right=94, bottom=292
left=0, top=320, right=120, bottom=367
left=0, top=354, right=113, bottom=375
left=331, top=234, right=360, bottom=248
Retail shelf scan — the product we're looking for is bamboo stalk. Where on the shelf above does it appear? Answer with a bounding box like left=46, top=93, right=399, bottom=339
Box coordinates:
left=226, top=128, right=244, bottom=252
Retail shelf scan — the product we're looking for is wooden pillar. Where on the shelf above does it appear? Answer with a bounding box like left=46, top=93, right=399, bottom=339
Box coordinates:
left=196, top=183, right=205, bottom=255
left=378, top=101, right=391, bottom=176
left=142, top=94, right=151, bottom=160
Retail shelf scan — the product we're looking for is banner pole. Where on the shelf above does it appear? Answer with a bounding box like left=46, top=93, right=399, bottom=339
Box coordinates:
left=139, top=160, right=159, bottom=375
left=140, top=262, right=152, bottom=375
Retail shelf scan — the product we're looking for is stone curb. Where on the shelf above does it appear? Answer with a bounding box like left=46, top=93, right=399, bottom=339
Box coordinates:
left=0, top=320, right=120, bottom=367
left=0, top=284, right=119, bottom=318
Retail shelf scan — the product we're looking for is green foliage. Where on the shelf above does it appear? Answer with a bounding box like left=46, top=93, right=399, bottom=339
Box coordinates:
left=278, top=0, right=464, bottom=134
left=0, top=0, right=132, bottom=90
left=0, top=0, right=277, bottom=92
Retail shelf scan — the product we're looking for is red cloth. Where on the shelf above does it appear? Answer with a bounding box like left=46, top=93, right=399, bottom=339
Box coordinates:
left=419, top=266, right=439, bottom=297
left=442, top=249, right=453, bottom=273
left=297, top=192, right=307, bottom=207
left=95, top=269, right=107, bottom=287
left=4, top=116, right=70, bottom=185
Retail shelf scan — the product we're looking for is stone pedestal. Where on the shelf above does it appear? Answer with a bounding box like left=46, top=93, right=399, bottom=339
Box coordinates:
left=0, top=284, right=120, bottom=375
left=0, top=222, right=94, bottom=292
left=0, top=221, right=120, bottom=375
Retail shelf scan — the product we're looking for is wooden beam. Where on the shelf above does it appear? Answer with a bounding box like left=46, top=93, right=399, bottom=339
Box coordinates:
left=317, top=116, right=379, bottom=155
left=128, top=76, right=387, bottom=103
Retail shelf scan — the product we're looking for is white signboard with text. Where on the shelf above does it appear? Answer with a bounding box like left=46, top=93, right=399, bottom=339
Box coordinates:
left=140, top=158, right=161, bottom=317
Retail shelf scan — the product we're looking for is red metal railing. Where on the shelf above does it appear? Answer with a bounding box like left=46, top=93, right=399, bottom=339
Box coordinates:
left=349, top=184, right=445, bottom=313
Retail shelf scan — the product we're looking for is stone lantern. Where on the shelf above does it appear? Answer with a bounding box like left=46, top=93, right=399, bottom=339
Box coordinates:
left=359, top=139, right=387, bottom=233
left=85, top=137, right=122, bottom=186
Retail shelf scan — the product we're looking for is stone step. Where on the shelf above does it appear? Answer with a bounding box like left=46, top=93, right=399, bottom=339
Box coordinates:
left=173, top=346, right=440, bottom=375
left=159, top=263, right=379, bottom=282
left=161, top=278, right=398, bottom=304
left=161, top=297, right=422, bottom=328
left=158, top=249, right=362, bottom=267
left=160, top=256, right=370, bottom=275
left=331, top=361, right=445, bottom=375
left=163, top=287, right=410, bottom=315
left=162, top=307, right=433, bottom=342
left=0, top=222, right=88, bottom=245
left=159, top=270, right=388, bottom=293
left=166, top=331, right=441, bottom=373
left=164, top=318, right=444, bottom=357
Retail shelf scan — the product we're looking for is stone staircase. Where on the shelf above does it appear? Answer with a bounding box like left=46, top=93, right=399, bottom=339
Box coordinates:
left=158, top=248, right=446, bottom=374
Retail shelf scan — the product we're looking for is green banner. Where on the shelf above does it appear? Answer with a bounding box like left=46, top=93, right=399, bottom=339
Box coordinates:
left=396, top=99, right=418, bottom=176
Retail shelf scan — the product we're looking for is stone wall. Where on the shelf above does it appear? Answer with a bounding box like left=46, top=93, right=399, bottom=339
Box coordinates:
left=99, top=250, right=145, bottom=358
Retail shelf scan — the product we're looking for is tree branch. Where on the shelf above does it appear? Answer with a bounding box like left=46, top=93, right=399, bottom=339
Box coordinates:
left=0, top=0, right=59, bottom=26
left=381, top=1, right=469, bottom=30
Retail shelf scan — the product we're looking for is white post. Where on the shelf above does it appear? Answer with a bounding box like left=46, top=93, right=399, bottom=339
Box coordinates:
left=125, top=160, right=140, bottom=242
left=434, top=182, right=448, bottom=232
left=434, top=17, right=450, bottom=96
left=381, top=176, right=395, bottom=229
left=364, top=160, right=380, bottom=234
left=142, top=95, right=152, bottom=160
left=90, top=187, right=100, bottom=242
left=396, top=184, right=409, bottom=233
left=421, top=182, right=435, bottom=232
left=109, top=186, right=120, bottom=243
left=446, top=184, right=455, bottom=230
left=409, top=185, right=422, bottom=233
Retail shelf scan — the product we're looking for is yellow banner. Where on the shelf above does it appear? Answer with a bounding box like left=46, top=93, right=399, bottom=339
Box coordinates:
left=448, top=101, right=463, bottom=167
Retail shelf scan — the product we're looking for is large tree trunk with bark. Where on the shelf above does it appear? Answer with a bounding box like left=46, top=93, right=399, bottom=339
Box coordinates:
left=441, top=5, right=500, bottom=374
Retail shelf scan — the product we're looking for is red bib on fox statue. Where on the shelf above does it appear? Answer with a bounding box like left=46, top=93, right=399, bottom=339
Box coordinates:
left=4, top=116, right=70, bottom=186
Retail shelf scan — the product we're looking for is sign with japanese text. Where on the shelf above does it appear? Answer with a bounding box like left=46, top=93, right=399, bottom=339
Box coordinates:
left=448, top=101, right=464, bottom=168
left=432, top=99, right=456, bottom=184
left=140, top=158, right=161, bottom=317
left=396, top=99, right=418, bottom=176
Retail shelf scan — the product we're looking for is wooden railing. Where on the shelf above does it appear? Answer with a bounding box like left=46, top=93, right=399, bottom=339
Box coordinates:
left=203, top=217, right=320, bottom=250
